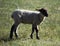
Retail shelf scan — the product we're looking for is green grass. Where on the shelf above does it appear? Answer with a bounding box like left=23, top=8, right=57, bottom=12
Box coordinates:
left=0, top=0, right=60, bottom=46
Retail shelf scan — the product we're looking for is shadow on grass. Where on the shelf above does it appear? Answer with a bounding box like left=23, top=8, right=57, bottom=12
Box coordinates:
left=0, top=37, right=12, bottom=42
left=0, top=37, right=31, bottom=42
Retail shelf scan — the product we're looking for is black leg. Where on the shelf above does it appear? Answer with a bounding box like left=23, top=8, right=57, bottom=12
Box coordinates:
left=30, top=25, right=34, bottom=39
left=9, top=22, right=19, bottom=39
left=14, top=25, right=18, bottom=38
left=10, top=24, right=15, bottom=39
left=35, top=26, right=40, bottom=40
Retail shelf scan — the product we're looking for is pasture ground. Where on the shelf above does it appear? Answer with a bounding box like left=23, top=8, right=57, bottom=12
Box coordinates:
left=0, top=0, right=60, bottom=46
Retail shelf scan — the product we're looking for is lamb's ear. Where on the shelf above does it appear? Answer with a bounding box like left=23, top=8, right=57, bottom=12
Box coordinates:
left=36, top=8, right=42, bottom=11
left=36, top=9, right=39, bottom=11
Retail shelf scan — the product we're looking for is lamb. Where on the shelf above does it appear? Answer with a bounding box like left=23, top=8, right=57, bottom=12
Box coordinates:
left=9, top=8, right=48, bottom=40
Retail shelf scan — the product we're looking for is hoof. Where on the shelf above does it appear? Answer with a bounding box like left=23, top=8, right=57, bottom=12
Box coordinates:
left=36, top=37, right=40, bottom=40
left=8, top=37, right=14, bottom=41
left=15, top=35, right=18, bottom=39
left=30, top=35, right=33, bottom=39
left=9, top=37, right=12, bottom=40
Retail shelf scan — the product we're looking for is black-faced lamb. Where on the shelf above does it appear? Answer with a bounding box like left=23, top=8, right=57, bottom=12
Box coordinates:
left=9, top=8, right=48, bottom=40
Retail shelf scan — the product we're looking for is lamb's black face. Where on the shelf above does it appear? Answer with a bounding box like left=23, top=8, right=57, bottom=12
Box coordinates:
left=36, top=8, right=48, bottom=17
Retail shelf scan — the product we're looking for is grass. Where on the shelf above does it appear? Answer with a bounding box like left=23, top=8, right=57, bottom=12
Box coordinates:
left=0, top=0, right=60, bottom=46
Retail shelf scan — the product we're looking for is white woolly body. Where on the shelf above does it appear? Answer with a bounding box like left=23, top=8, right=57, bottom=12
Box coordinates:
left=15, top=9, right=40, bottom=14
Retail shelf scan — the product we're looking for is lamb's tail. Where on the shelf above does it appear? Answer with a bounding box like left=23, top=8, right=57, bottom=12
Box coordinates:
left=11, top=11, right=16, bottom=18
left=11, top=13, right=14, bottom=18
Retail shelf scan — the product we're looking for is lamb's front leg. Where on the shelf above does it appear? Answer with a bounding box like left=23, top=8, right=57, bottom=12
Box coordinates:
left=30, top=24, right=35, bottom=39
left=35, top=26, right=40, bottom=40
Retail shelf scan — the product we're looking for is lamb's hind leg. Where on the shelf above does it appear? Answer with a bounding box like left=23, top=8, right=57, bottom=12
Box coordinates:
left=10, top=23, right=15, bottom=39
left=9, top=22, right=19, bottom=39
left=14, top=23, right=19, bottom=39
